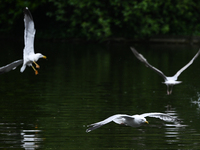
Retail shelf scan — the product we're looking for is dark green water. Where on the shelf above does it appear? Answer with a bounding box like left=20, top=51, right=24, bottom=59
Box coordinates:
left=0, top=41, right=200, bottom=149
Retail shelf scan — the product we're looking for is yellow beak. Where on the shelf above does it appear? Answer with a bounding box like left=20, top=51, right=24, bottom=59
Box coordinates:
left=145, top=121, right=149, bottom=124
left=43, top=56, right=47, bottom=59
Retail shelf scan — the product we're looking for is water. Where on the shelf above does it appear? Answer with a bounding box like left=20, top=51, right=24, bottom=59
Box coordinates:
left=1, top=41, right=200, bottom=149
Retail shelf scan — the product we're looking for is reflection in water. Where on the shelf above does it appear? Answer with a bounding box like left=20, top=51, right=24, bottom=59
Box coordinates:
left=164, top=110, right=186, bottom=143
left=0, top=122, right=42, bottom=149
left=191, top=92, right=200, bottom=109
left=21, top=130, right=43, bottom=150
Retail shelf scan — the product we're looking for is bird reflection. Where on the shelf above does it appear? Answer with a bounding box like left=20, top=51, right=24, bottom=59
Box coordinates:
left=163, top=106, right=187, bottom=144
left=0, top=122, right=43, bottom=149
left=21, top=129, right=43, bottom=149
left=191, top=92, right=200, bottom=110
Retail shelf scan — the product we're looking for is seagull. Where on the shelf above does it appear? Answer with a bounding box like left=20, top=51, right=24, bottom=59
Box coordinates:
left=20, top=7, right=46, bottom=75
left=86, top=112, right=180, bottom=132
left=0, top=60, right=23, bottom=75
left=130, top=47, right=200, bottom=95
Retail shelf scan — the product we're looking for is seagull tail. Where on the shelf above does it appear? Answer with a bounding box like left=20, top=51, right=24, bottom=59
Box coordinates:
left=20, top=65, right=26, bottom=72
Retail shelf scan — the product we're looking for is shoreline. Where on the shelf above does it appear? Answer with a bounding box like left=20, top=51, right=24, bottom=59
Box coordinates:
left=1, top=35, right=200, bottom=44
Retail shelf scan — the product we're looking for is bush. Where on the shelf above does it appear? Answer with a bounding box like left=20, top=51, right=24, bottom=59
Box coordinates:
left=1, top=0, right=200, bottom=40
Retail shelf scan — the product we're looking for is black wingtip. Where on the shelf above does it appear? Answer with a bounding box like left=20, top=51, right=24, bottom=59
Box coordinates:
left=130, top=47, right=135, bottom=51
left=86, top=129, right=91, bottom=133
left=24, top=7, right=29, bottom=13
left=86, top=124, right=102, bottom=133
left=130, top=47, right=139, bottom=55
left=130, top=47, right=142, bottom=59
left=23, top=7, right=33, bottom=19
left=174, top=118, right=182, bottom=123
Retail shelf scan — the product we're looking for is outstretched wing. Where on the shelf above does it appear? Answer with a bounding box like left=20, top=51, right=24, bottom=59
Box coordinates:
left=130, top=47, right=167, bottom=81
left=140, top=112, right=180, bottom=123
left=86, top=114, right=130, bottom=133
left=0, top=59, right=23, bottom=75
left=24, top=7, right=35, bottom=56
left=173, top=49, right=200, bottom=79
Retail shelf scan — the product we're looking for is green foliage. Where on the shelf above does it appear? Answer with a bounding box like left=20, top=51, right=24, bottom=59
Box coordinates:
left=0, top=0, right=46, bottom=33
left=1, top=0, right=200, bottom=40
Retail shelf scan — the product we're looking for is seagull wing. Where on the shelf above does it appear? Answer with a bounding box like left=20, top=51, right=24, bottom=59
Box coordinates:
left=114, top=115, right=136, bottom=126
left=23, top=7, right=35, bottom=56
left=0, top=59, right=23, bottom=75
left=130, top=47, right=167, bottom=81
left=140, top=112, right=180, bottom=123
left=173, top=49, right=200, bottom=79
left=86, top=114, right=130, bottom=132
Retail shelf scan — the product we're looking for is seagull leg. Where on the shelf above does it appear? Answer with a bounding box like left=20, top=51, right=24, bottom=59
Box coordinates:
left=167, top=86, right=170, bottom=95
left=170, top=86, right=173, bottom=95
left=31, top=65, right=38, bottom=75
left=33, top=61, right=40, bottom=68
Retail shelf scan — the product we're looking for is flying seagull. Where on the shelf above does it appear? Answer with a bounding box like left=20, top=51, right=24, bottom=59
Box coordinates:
left=130, top=47, right=200, bottom=95
left=0, top=60, right=23, bottom=75
left=20, top=7, right=46, bottom=75
left=86, top=113, right=180, bottom=132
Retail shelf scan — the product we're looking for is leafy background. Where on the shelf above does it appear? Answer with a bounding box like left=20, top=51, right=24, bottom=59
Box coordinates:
left=1, top=0, right=200, bottom=40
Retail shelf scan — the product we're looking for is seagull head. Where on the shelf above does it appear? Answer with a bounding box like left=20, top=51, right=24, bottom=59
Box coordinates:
left=138, top=117, right=149, bottom=125
left=142, top=118, right=149, bottom=124
left=34, top=53, right=47, bottom=61
left=134, top=115, right=149, bottom=126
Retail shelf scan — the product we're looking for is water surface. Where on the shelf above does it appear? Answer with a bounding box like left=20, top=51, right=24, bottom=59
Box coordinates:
left=0, top=41, right=200, bottom=149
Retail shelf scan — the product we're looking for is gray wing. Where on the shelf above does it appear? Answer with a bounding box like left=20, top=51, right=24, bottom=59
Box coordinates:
left=0, top=59, right=23, bottom=75
left=173, top=49, right=200, bottom=79
left=130, top=47, right=167, bottom=81
left=140, top=112, right=180, bottom=123
left=24, top=7, right=35, bottom=56
left=86, top=114, right=130, bottom=133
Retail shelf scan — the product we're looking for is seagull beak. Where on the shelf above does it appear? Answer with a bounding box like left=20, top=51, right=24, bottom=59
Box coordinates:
left=43, top=56, right=47, bottom=59
left=145, top=121, right=149, bottom=124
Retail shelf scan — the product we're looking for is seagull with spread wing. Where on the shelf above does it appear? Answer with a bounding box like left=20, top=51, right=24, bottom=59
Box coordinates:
left=130, top=47, right=200, bottom=95
left=86, top=112, right=180, bottom=132
left=0, top=60, right=22, bottom=75
left=20, top=7, right=46, bottom=75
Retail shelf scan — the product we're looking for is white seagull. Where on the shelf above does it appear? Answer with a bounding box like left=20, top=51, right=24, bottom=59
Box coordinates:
left=0, top=60, right=23, bottom=75
left=130, top=47, right=200, bottom=95
left=86, top=112, right=180, bottom=132
left=20, top=7, right=46, bottom=75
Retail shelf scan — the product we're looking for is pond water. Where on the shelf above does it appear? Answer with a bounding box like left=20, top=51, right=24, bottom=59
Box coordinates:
left=0, top=41, right=200, bottom=149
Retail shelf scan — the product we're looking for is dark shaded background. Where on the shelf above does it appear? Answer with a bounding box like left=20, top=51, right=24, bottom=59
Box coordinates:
left=1, top=0, right=200, bottom=41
